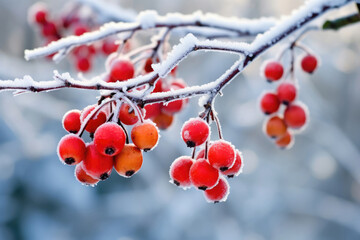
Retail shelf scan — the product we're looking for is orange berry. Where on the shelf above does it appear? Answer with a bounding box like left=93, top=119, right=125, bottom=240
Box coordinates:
left=75, top=162, right=99, bottom=186
left=275, top=131, right=294, bottom=149
left=152, top=112, right=174, bottom=130
left=114, top=144, right=143, bottom=178
left=264, top=116, right=287, bottom=138
left=131, top=121, right=159, bottom=151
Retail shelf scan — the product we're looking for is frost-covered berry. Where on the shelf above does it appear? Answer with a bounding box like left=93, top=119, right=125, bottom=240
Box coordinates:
left=144, top=103, right=161, bottom=119
left=62, top=109, right=81, bottom=133
left=80, top=105, right=107, bottom=134
left=181, top=118, right=210, bottom=147
left=152, top=112, right=174, bottom=130
left=102, top=39, right=119, bottom=55
left=83, top=143, right=113, bottom=180
left=277, top=83, right=297, bottom=105
left=119, top=103, right=139, bottom=125
left=131, top=121, right=159, bottom=151
left=57, top=134, right=86, bottom=165
left=264, top=116, right=287, bottom=138
left=76, top=57, right=91, bottom=72
left=161, top=83, right=186, bottom=114
left=222, top=150, right=243, bottom=178
left=264, top=61, right=284, bottom=82
left=260, top=92, right=280, bottom=114
left=75, top=162, right=99, bottom=186
left=301, top=54, right=317, bottom=73
left=208, top=140, right=236, bottom=171
left=109, top=58, right=135, bottom=82
left=169, top=156, right=194, bottom=188
left=114, top=144, right=143, bottom=178
left=93, top=122, right=126, bottom=156
left=204, top=177, right=230, bottom=203
left=190, top=158, right=219, bottom=190
left=284, top=104, right=307, bottom=129
left=275, top=131, right=294, bottom=149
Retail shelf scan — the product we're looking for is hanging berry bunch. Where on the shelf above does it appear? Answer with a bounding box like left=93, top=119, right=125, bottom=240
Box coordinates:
left=58, top=96, right=160, bottom=186
left=260, top=41, right=318, bottom=149
left=28, top=2, right=120, bottom=72
left=170, top=111, right=243, bottom=203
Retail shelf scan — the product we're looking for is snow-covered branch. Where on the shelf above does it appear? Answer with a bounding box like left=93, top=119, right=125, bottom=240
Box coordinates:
left=0, top=0, right=357, bottom=109
left=24, top=11, right=277, bottom=60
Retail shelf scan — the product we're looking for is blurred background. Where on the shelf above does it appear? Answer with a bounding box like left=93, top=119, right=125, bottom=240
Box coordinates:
left=0, top=0, right=360, bottom=239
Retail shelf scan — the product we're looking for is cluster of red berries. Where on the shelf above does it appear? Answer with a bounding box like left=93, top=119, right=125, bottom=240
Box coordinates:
left=260, top=53, right=318, bottom=148
left=169, top=118, right=243, bottom=203
left=103, top=56, right=187, bottom=130
left=58, top=103, right=159, bottom=186
left=29, top=3, right=120, bottom=72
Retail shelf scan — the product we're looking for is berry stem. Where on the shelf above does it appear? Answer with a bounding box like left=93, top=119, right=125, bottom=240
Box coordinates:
left=211, top=110, right=223, bottom=140
left=117, top=118, right=129, bottom=144
left=78, top=98, right=114, bottom=138
left=192, top=146, right=196, bottom=159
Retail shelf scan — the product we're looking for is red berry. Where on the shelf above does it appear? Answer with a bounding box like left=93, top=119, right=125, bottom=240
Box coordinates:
left=119, top=103, right=139, bottom=125
left=208, top=140, right=236, bottom=171
left=144, top=58, right=153, bottom=73
left=29, top=3, right=48, bottom=25
left=204, top=177, right=230, bottom=203
left=80, top=105, right=107, bottom=134
left=275, top=131, right=294, bottom=149
left=190, top=158, right=219, bottom=190
left=144, top=103, right=161, bottom=119
left=62, top=109, right=81, bottom=133
left=83, top=143, right=113, bottom=180
left=284, top=104, right=307, bottom=129
left=301, top=54, right=318, bottom=73
left=93, top=122, right=126, bottom=156
left=114, top=144, right=143, bottom=178
left=161, top=85, right=185, bottom=114
left=264, top=61, right=284, bottom=82
left=102, top=39, right=119, bottom=55
left=260, top=92, right=280, bottom=114
left=169, top=156, right=194, bottom=188
left=221, top=150, right=243, bottom=178
left=57, top=134, right=86, bottom=165
left=109, top=59, right=135, bottom=82
left=41, top=21, right=57, bottom=37
left=34, top=10, right=47, bottom=24
left=131, top=121, right=159, bottom=151
left=277, top=83, right=297, bottom=105
left=181, top=118, right=210, bottom=147
left=264, top=116, right=287, bottom=138
left=76, top=57, right=91, bottom=72
left=75, top=162, right=99, bottom=186
left=153, top=79, right=163, bottom=93
left=74, top=24, right=88, bottom=36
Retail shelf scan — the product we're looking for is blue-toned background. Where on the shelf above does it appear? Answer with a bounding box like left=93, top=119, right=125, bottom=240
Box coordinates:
left=0, top=0, right=360, bottom=239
